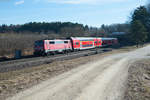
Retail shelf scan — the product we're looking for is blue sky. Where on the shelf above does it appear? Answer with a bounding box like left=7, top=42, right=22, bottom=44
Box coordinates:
left=0, top=0, right=148, bottom=27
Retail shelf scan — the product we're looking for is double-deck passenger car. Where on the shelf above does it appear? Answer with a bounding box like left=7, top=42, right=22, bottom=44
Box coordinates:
left=70, top=37, right=96, bottom=50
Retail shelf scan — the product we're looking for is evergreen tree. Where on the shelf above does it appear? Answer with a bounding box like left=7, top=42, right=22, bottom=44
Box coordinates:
left=132, top=6, right=150, bottom=41
left=130, top=20, right=148, bottom=47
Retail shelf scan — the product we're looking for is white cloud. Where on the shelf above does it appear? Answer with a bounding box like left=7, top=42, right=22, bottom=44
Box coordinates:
left=44, top=0, right=128, bottom=4
left=15, top=0, right=24, bottom=5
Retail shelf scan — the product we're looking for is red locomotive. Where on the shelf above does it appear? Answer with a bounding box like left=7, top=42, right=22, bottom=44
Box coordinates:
left=34, top=37, right=118, bottom=56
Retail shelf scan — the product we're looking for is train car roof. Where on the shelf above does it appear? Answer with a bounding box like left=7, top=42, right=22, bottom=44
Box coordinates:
left=71, top=37, right=117, bottom=41
left=36, top=37, right=117, bottom=42
left=70, top=37, right=95, bottom=40
left=36, top=39, right=70, bottom=42
left=101, top=38, right=117, bottom=40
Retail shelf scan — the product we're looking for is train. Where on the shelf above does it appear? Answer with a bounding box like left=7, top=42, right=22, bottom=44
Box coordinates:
left=34, top=37, right=118, bottom=56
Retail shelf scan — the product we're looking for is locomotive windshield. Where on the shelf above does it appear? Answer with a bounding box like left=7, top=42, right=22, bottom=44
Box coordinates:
left=35, top=40, right=44, bottom=47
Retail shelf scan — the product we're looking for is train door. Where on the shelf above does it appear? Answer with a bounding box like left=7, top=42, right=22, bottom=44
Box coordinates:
left=80, top=40, right=82, bottom=49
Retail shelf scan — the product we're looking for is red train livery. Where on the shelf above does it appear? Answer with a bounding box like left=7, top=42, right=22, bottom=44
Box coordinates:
left=34, top=37, right=118, bottom=56
left=34, top=39, right=72, bottom=55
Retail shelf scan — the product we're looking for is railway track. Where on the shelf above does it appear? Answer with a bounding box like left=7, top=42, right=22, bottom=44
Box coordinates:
left=0, top=48, right=112, bottom=73
left=0, top=49, right=96, bottom=65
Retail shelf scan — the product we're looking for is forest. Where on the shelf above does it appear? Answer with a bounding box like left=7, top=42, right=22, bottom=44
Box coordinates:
left=0, top=22, right=129, bottom=37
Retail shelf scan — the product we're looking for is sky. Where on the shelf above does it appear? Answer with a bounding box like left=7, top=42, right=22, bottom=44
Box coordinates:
left=0, top=0, right=148, bottom=27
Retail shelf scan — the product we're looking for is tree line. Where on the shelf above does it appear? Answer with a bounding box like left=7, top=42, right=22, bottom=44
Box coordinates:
left=0, top=22, right=87, bottom=35
left=0, top=21, right=130, bottom=37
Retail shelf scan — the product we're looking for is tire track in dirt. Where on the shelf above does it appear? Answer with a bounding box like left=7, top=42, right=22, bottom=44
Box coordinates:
left=75, top=58, right=129, bottom=100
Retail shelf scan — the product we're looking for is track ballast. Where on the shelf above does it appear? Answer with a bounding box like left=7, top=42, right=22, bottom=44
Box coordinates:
left=0, top=48, right=112, bottom=73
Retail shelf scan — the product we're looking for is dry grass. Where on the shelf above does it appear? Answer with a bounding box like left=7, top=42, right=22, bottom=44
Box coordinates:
left=124, top=59, right=150, bottom=100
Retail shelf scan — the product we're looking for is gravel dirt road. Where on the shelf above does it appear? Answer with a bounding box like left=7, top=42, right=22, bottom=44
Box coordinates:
left=7, top=45, right=150, bottom=100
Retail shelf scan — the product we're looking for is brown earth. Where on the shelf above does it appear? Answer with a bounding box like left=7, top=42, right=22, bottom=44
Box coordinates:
left=124, top=59, right=150, bottom=100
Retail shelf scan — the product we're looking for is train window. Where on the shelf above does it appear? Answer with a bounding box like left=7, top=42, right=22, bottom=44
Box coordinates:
left=35, top=41, right=43, bottom=46
left=76, top=42, right=79, bottom=45
left=49, top=41, right=55, bottom=44
left=64, top=41, right=68, bottom=44
left=95, top=41, right=97, bottom=44
left=103, top=40, right=107, bottom=44
left=55, top=41, right=64, bottom=44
